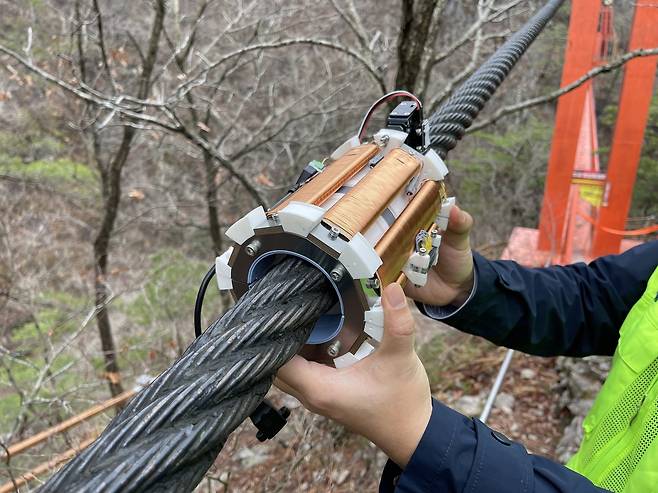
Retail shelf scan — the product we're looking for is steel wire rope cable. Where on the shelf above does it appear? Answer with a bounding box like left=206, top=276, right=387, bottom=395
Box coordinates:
left=39, top=258, right=335, bottom=493
left=428, top=0, right=565, bottom=158
left=39, top=1, right=564, bottom=491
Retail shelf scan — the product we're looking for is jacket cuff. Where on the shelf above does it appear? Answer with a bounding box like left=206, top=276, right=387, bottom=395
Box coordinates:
left=463, top=419, right=533, bottom=493
left=379, top=399, right=536, bottom=493
left=418, top=265, right=479, bottom=320
left=416, top=251, right=494, bottom=322
left=379, top=399, right=476, bottom=493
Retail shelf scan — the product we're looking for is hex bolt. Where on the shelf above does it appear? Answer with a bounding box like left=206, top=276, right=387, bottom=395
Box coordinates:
left=366, top=277, right=380, bottom=290
left=245, top=240, right=261, bottom=257
left=327, top=340, right=341, bottom=357
left=329, top=226, right=340, bottom=240
left=330, top=264, right=346, bottom=282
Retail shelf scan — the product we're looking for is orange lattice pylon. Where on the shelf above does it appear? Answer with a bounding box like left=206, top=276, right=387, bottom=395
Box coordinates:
left=507, top=0, right=657, bottom=267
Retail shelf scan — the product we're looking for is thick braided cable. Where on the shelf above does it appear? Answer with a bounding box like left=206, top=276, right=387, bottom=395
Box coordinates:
left=39, top=257, right=335, bottom=493
left=428, top=0, right=564, bottom=158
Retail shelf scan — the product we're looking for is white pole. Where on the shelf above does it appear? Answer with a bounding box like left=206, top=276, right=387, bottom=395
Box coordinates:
left=479, top=349, right=514, bottom=424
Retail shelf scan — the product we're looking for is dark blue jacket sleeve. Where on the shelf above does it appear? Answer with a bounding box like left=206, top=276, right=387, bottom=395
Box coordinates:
left=379, top=399, right=609, bottom=493
left=420, top=241, right=658, bottom=357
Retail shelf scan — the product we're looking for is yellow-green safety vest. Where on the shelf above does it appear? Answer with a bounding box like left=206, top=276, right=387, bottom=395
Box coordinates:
left=567, top=265, right=658, bottom=492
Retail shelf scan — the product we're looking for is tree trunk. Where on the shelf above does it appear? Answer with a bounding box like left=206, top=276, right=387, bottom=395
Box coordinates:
left=203, top=150, right=224, bottom=256
left=395, top=0, right=440, bottom=93
left=93, top=264, right=124, bottom=396
left=92, top=129, right=135, bottom=397
left=202, top=150, right=232, bottom=315
left=88, top=0, right=166, bottom=397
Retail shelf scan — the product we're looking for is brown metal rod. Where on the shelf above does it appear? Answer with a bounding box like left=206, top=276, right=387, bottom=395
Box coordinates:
left=0, top=437, right=96, bottom=493
left=0, top=390, right=135, bottom=462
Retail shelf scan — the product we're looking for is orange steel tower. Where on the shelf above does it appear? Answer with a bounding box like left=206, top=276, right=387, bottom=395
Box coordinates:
left=505, top=0, right=658, bottom=266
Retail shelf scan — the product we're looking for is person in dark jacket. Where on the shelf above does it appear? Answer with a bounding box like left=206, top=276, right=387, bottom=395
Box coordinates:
left=276, top=206, right=658, bottom=492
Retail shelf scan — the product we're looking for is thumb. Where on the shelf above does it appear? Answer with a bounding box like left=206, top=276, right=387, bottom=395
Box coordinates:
left=442, top=205, right=473, bottom=251
left=379, top=283, right=415, bottom=357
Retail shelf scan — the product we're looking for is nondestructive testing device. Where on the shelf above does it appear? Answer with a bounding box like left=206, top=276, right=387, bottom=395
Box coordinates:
left=213, top=91, right=455, bottom=366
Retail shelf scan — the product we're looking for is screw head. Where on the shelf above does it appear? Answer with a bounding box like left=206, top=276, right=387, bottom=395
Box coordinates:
left=330, top=264, right=345, bottom=282
left=245, top=240, right=261, bottom=257
left=366, top=277, right=380, bottom=290
left=329, top=226, right=340, bottom=240
left=327, top=340, right=341, bottom=357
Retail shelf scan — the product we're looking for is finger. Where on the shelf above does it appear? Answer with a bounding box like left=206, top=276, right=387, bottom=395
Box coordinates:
left=273, top=377, right=303, bottom=401
left=379, top=283, right=415, bottom=357
left=442, top=205, right=473, bottom=251
left=276, top=354, right=332, bottom=398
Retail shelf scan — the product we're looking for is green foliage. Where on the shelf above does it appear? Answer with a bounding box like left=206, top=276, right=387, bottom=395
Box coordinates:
left=0, top=122, right=97, bottom=194
left=0, top=129, right=64, bottom=161
left=634, top=155, right=658, bottom=217
left=1, top=289, right=89, bottom=433
left=124, top=249, right=208, bottom=327
left=0, top=394, right=21, bottom=429
left=0, top=354, right=77, bottom=430
left=634, top=96, right=658, bottom=217
left=599, top=95, right=658, bottom=218
left=0, top=355, right=74, bottom=389
left=451, top=116, right=551, bottom=235
left=0, top=157, right=97, bottom=187
left=11, top=291, right=87, bottom=344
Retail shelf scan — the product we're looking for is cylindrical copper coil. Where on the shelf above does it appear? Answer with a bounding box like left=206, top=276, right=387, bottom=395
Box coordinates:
left=375, top=180, right=443, bottom=287
left=323, top=148, right=421, bottom=237
left=269, top=144, right=379, bottom=214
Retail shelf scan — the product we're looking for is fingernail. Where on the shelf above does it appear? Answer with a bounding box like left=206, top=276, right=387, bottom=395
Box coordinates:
left=384, top=283, right=407, bottom=309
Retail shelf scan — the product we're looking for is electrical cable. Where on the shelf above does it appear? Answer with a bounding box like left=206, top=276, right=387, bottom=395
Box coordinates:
left=194, top=265, right=216, bottom=338
left=357, top=90, right=422, bottom=142
left=39, top=1, right=565, bottom=490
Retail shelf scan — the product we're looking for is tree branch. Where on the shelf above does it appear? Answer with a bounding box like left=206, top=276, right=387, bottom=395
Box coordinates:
left=0, top=43, right=180, bottom=130
left=171, top=38, right=387, bottom=101
left=91, top=0, right=118, bottom=94
left=468, top=46, right=658, bottom=133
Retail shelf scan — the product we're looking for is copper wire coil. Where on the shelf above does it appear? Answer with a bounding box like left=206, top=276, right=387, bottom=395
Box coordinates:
left=322, top=148, right=422, bottom=238
left=375, top=180, right=444, bottom=287
left=269, top=143, right=378, bottom=214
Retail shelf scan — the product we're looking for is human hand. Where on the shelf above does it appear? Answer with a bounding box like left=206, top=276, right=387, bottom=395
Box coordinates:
left=275, top=283, right=431, bottom=468
left=404, top=205, right=475, bottom=307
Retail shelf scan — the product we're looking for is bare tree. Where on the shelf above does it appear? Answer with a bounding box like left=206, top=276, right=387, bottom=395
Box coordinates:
left=69, top=0, right=167, bottom=397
